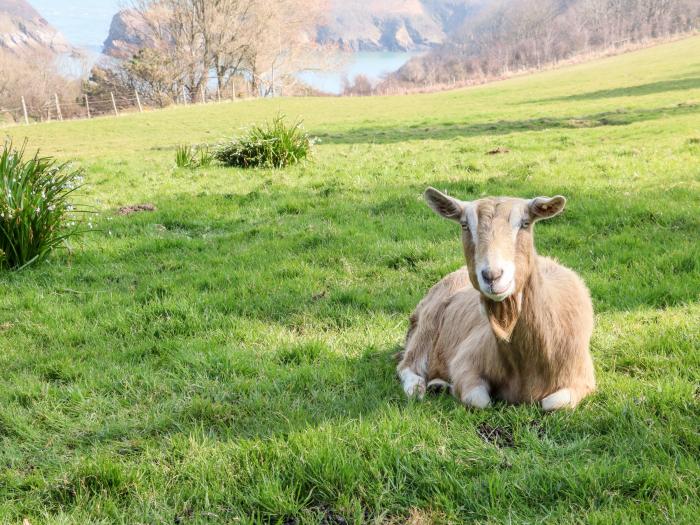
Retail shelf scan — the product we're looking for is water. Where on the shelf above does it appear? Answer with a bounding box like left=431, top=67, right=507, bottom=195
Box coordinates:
left=298, top=52, right=419, bottom=94
left=30, top=1, right=418, bottom=94
left=31, top=0, right=120, bottom=52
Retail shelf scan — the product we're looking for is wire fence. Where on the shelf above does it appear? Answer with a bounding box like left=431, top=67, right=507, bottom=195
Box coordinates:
left=0, top=84, right=254, bottom=127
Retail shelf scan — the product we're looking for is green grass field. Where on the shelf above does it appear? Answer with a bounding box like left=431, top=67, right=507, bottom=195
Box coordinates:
left=1, top=36, right=699, bottom=524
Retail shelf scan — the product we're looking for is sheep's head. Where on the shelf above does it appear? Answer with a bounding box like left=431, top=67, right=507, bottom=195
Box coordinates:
left=424, top=188, right=566, bottom=339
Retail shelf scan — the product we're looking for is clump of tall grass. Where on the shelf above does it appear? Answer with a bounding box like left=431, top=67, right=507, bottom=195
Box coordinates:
left=0, top=140, right=86, bottom=270
left=175, top=144, right=214, bottom=169
left=213, top=114, right=313, bottom=168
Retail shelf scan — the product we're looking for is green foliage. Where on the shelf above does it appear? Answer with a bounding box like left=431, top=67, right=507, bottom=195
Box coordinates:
left=0, top=140, right=85, bottom=270
left=175, top=144, right=213, bottom=169
left=175, top=144, right=195, bottom=168
left=214, top=114, right=313, bottom=168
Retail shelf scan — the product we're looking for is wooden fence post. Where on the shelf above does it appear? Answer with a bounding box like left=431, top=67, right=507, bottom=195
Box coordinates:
left=54, top=93, right=63, bottom=121
left=110, top=92, right=119, bottom=116
left=84, top=94, right=91, bottom=119
left=231, top=80, right=236, bottom=101
left=21, top=96, right=29, bottom=125
left=135, top=90, right=143, bottom=113
left=200, top=86, right=206, bottom=104
left=217, top=85, right=221, bottom=103
left=182, top=86, right=188, bottom=105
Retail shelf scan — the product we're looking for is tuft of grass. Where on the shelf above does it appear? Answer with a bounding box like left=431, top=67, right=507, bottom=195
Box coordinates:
left=175, top=144, right=196, bottom=168
left=214, top=114, right=313, bottom=168
left=175, top=144, right=214, bottom=169
left=0, top=140, right=85, bottom=270
left=197, top=145, right=214, bottom=168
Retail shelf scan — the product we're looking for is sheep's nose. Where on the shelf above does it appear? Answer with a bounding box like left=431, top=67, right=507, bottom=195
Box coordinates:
left=481, top=268, right=503, bottom=284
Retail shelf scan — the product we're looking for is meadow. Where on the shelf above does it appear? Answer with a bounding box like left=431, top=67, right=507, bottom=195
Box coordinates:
left=1, top=36, right=699, bottom=524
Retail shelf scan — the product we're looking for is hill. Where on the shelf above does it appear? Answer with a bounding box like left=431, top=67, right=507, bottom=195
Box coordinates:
left=103, top=0, right=489, bottom=56
left=316, top=0, right=488, bottom=51
left=2, top=36, right=699, bottom=523
left=389, top=0, right=699, bottom=87
left=0, top=0, right=70, bottom=55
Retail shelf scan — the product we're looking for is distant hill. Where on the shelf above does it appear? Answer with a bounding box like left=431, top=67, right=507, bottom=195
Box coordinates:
left=0, top=0, right=70, bottom=55
left=103, top=0, right=489, bottom=56
left=317, top=0, right=489, bottom=51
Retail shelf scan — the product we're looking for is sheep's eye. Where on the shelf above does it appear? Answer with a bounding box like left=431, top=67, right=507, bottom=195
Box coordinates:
left=520, top=219, right=531, bottom=229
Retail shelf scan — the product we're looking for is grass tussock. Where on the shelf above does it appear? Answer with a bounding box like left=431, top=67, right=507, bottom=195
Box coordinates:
left=175, top=144, right=213, bottom=169
left=0, top=140, right=85, bottom=270
left=214, top=114, right=313, bottom=168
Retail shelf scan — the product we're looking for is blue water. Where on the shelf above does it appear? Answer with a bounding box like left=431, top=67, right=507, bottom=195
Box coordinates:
left=30, top=1, right=417, bottom=94
left=32, top=0, right=120, bottom=53
left=298, top=51, right=418, bottom=94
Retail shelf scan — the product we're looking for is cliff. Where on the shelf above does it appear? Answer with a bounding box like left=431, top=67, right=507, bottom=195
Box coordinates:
left=102, top=0, right=488, bottom=56
left=317, top=0, right=486, bottom=52
left=0, top=0, right=70, bottom=55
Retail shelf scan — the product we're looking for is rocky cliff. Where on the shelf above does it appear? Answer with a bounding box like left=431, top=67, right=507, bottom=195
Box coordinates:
left=102, top=9, right=152, bottom=59
left=318, top=0, right=486, bottom=52
left=0, top=0, right=70, bottom=55
left=102, top=0, right=487, bottom=57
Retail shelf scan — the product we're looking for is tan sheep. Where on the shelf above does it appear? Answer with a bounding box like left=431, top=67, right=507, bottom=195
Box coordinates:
left=397, top=188, right=596, bottom=411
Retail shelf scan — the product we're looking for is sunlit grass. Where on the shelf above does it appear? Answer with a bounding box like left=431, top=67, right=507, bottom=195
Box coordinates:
left=0, top=36, right=698, bottom=523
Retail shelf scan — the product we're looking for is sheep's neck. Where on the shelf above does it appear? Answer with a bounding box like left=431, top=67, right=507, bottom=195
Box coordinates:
left=486, top=261, right=544, bottom=347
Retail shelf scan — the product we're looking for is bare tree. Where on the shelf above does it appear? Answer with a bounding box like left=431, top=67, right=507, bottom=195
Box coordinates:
left=0, top=51, right=81, bottom=122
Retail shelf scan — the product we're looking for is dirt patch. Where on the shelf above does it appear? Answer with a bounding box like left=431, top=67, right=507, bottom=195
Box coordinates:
left=117, top=204, right=157, bottom=216
left=311, top=290, right=327, bottom=301
left=477, top=422, right=515, bottom=448
left=486, top=147, right=510, bottom=155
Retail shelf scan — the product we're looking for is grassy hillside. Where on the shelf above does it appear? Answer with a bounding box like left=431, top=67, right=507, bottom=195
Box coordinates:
left=1, top=36, right=699, bottom=523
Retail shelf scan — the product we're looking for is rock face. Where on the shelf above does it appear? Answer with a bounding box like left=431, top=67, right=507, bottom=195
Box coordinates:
left=0, top=0, right=70, bottom=55
left=317, top=0, right=486, bottom=52
left=102, top=9, right=152, bottom=59
left=102, top=0, right=487, bottom=57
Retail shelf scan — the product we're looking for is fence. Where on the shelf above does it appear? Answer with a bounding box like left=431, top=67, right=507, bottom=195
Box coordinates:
left=0, top=84, right=248, bottom=127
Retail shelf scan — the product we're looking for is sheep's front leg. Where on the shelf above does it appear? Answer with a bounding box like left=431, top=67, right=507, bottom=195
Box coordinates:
left=453, top=376, right=491, bottom=409
left=399, top=368, right=426, bottom=399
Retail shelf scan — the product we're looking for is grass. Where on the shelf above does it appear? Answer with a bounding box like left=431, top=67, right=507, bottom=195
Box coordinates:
left=1, top=36, right=699, bottom=523
left=176, top=144, right=214, bottom=169
left=214, top=114, right=313, bottom=168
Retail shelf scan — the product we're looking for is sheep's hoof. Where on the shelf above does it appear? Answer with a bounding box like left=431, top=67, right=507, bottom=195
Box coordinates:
left=400, top=370, right=426, bottom=399
left=541, top=389, right=572, bottom=411
left=427, top=378, right=452, bottom=394
left=462, top=385, right=491, bottom=409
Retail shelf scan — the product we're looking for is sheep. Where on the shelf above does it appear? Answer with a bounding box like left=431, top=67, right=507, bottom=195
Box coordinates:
left=397, top=188, right=595, bottom=411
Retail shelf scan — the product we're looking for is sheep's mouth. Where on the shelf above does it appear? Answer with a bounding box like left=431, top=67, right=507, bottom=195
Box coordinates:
left=482, top=281, right=514, bottom=302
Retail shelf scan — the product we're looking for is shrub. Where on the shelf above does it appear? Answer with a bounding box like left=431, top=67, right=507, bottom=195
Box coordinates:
left=175, top=144, right=214, bottom=169
left=213, top=114, right=313, bottom=168
left=0, top=140, right=86, bottom=270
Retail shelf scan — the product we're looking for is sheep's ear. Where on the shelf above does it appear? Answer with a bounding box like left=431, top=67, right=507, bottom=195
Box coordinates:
left=528, top=195, right=566, bottom=221
left=424, top=187, right=464, bottom=222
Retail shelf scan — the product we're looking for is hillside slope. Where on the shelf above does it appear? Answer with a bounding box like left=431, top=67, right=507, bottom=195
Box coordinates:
left=0, top=0, right=69, bottom=55
left=2, top=36, right=699, bottom=524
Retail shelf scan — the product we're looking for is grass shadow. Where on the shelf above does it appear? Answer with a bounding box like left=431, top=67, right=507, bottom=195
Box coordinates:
left=315, top=103, right=699, bottom=145
left=529, top=77, right=700, bottom=103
